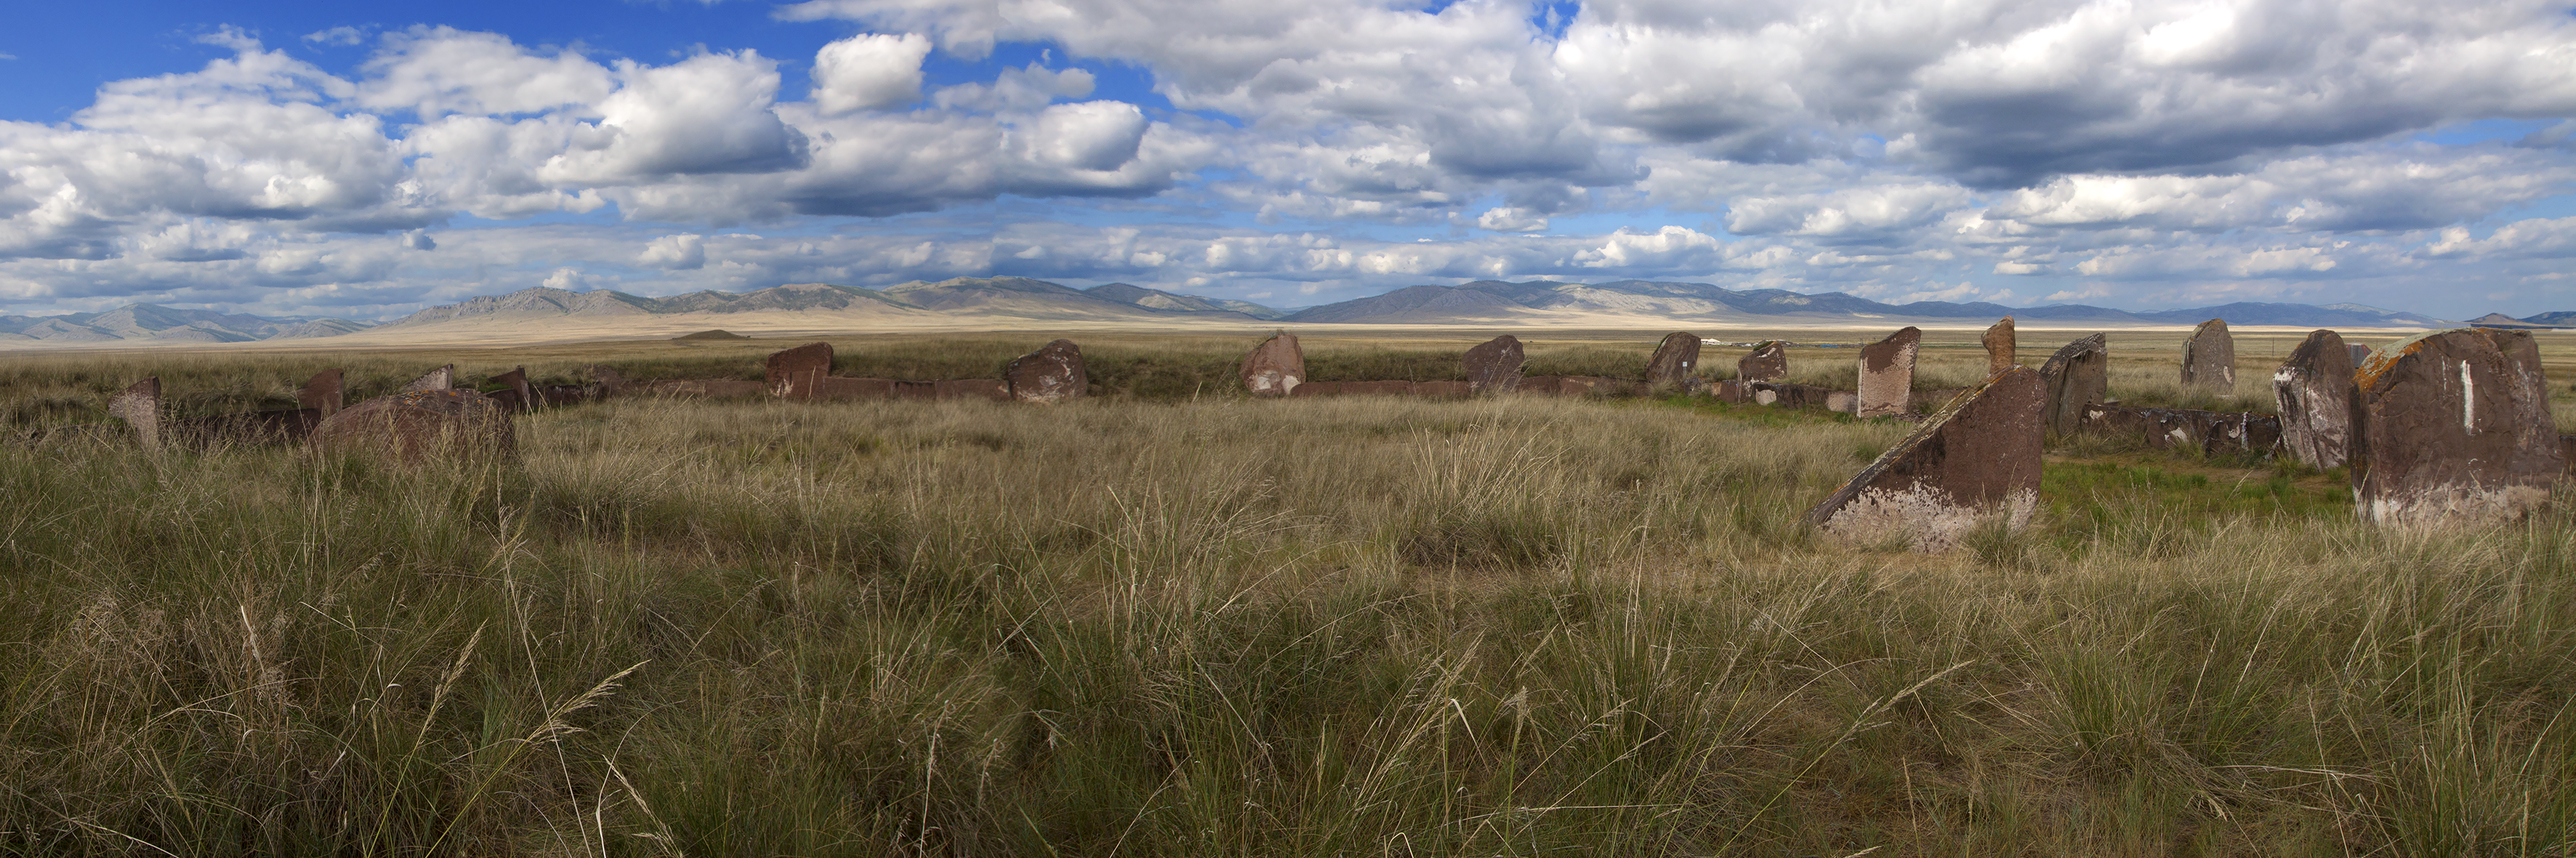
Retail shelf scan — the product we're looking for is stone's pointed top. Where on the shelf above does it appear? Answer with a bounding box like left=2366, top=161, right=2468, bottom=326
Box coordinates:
left=401, top=365, right=454, bottom=392
left=765, top=342, right=834, bottom=400
left=107, top=376, right=163, bottom=450
left=2273, top=330, right=2354, bottom=469
left=1646, top=331, right=1702, bottom=392
left=588, top=365, right=625, bottom=397
left=1807, top=365, right=2045, bottom=552
left=2038, top=333, right=2108, bottom=437
left=2182, top=318, right=2237, bottom=390
left=1463, top=334, right=1526, bottom=394
left=1982, top=317, right=2016, bottom=373
left=492, top=366, right=535, bottom=412
left=1736, top=340, right=1788, bottom=383
left=297, top=368, right=343, bottom=416
left=1007, top=339, right=1088, bottom=402
left=1241, top=332, right=1306, bottom=396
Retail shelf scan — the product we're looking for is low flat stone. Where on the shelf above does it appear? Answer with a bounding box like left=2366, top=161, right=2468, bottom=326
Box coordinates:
left=1007, top=339, right=1089, bottom=402
left=1646, top=332, right=1702, bottom=393
left=1983, top=317, right=2016, bottom=373
left=767, top=342, right=835, bottom=400
left=106, top=377, right=161, bottom=450
left=1857, top=326, right=1921, bottom=419
left=2182, top=318, right=2236, bottom=392
left=701, top=380, right=768, bottom=398
left=308, top=389, right=514, bottom=464
left=936, top=379, right=1010, bottom=401
left=1806, top=366, right=2045, bottom=552
left=1287, top=381, right=1343, bottom=397
left=1414, top=380, right=1473, bottom=397
left=1241, top=333, right=1306, bottom=397
left=2273, top=329, right=2356, bottom=469
left=2352, top=328, right=2563, bottom=525
left=1516, top=375, right=1566, bottom=394
left=1737, top=341, right=1788, bottom=382
left=172, top=408, right=322, bottom=447
left=1713, top=379, right=1748, bottom=403
left=2039, top=333, right=2108, bottom=437
left=491, top=367, right=535, bottom=413
left=297, top=369, right=343, bottom=416
left=536, top=384, right=589, bottom=406
left=401, top=365, right=454, bottom=392
left=1464, top=335, right=1525, bottom=394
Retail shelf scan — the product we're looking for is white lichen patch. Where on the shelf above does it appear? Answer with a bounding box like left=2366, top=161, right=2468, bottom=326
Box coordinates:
left=2362, top=482, right=2551, bottom=527
left=1821, top=486, right=2037, bottom=553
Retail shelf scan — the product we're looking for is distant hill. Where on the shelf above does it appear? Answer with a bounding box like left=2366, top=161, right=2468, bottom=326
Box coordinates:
left=1084, top=283, right=1277, bottom=319
left=1284, top=280, right=2449, bottom=328
left=0, top=303, right=372, bottom=344
left=2517, top=311, right=2576, bottom=328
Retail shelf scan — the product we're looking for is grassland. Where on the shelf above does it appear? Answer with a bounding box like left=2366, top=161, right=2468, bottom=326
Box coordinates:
left=1, top=328, right=2574, bottom=856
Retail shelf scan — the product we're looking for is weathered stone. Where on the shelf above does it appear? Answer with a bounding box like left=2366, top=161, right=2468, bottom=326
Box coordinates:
left=1857, top=326, right=1921, bottom=419
left=2352, top=328, right=2564, bottom=525
left=308, top=389, right=514, bottom=464
left=1827, top=390, right=1859, bottom=414
left=1463, top=335, right=1525, bottom=394
left=767, top=342, right=834, bottom=400
left=1750, top=381, right=1836, bottom=410
left=1646, top=332, right=1702, bottom=393
left=1007, top=339, right=1087, bottom=402
left=172, top=409, right=322, bottom=447
left=936, top=379, right=1010, bottom=401
left=1240, top=333, right=1306, bottom=397
left=297, top=369, right=343, bottom=416
left=589, top=365, right=626, bottom=398
left=1983, top=317, right=2016, bottom=373
left=491, top=367, right=535, bottom=413
left=1517, top=375, right=1566, bottom=394
left=1737, top=341, right=1787, bottom=382
left=1287, top=381, right=1342, bottom=397
left=2181, top=318, right=2236, bottom=392
left=536, top=385, right=590, bottom=406
left=105, top=377, right=161, bottom=450
left=1414, top=380, right=1473, bottom=397
left=2272, top=329, right=2356, bottom=469
left=1916, top=389, right=1966, bottom=414
left=2348, top=344, right=2373, bottom=367
left=2081, top=404, right=2279, bottom=456
left=810, top=377, right=897, bottom=400
left=401, top=365, right=454, bottom=392
left=1806, top=366, right=2045, bottom=551
left=2038, top=333, right=2108, bottom=437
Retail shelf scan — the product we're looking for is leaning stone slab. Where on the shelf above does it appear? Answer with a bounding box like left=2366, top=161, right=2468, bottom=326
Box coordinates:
left=1984, top=317, right=2016, bottom=373
left=1750, top=381, right=1836, bottom=410
left=1463, top=335, right=1525, bottom=394
left=1517, top=375, right=1566, bottom=394
left=1241, top=333, right=1306, bottom=397
left=2272, top=329, right=2356, bottom=469
left=1806, top=366, right=2045, bottom=552
left=2352, top=328, right=2564, bottom=525
left=1737, top=341, right=1787, bottom=382
left=701, top=380, right=768, bottom=398
left=1646, top=332, right=1702, bottom=393
left=767, top=342, right=835, bottom=400
left=936, top=379, right=1010, bottom=401
left=1007, top=339, right=1088, bottom=402
left=1713, top=379, right=1749, bottom=403
left=2039, top=333, right=2108, bottom=437
left=298, top=369, right=343, bottom=416
left=1345, top=380, right=1417, bottom=396
left=309, top=390, right=514, bottom=464
left=106, top=377, right=162, bottom=450
left=401, top=365, right=454, bottom=392
left=589, top=365, right=626, bottom=399
left=2181, top=319, right=2236, bottom=392
left=811, top=377, right=897, bottom=400
left=1857, top=326, right=1921, bottom=418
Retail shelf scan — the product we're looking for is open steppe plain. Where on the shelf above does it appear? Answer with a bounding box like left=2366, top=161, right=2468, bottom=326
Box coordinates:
left=5, top=326, right=2576, bottom=856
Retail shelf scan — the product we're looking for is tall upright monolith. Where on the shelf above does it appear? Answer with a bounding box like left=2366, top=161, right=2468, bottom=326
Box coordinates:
left=2352, top=328, right=2563, bottom=525
left=1646, top=332, right=1702, bottom=393
left=1240, top=333, right=1305, bottom=397
left=2272, top=330, right=2355, bottom=469
left=1856, top=327, right=1921, bottom=419
left=2182, top=319, right=2235, bottom=392
left=2038, top=333, right=2108, bottom=437
left=767, top=342, right=834, bottom=400
left=1983, top=317, right=2016, bottom=373
left=1738, top=341, right=1787, bottom=383
left=1463, top=335, right=1525, bottom=394
left=1806, top=366, right=2045, bottom=552
left=297, top=369, right=343, bottom=417
left=1007, top=339, right=1088, bottom=402
left=107, top=377, right=161, bottom=450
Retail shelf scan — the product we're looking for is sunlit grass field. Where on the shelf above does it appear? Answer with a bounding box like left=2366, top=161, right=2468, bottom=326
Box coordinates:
left=2, top=328, right=2574, bottom=856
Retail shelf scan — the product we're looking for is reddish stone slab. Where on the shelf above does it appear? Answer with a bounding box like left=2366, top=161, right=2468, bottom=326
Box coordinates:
left=1857, top=327, right=1921, bottom=419
left=491, top=367, right=535, bottom=413
left=2352, top=328, right=2563, bottom=525
left=1983, top=317, right=2016, bottom=373
left=810, top=377, right=898, bottom=400
left=309, top=389, right=514, bottom=464
left=936, top=379, right=1010, bottom=401
left=1287, top=381, right=1343, bottom=397
left=1737, top=341, right=1787, bottom=382
left=1463, top=335, right=1525, bottom=394
left=1806, top=367, right=2045, bottom=551
left=1007, top=339, right=1088, bottom=402
left=297, top=369, right=343, bottom=416
left=2181, top=318, right=2236, bottom=392
left=2039, top=333, right=2107, bottom=437
left=1241, top=333, right=1306, bottom=397
left=1414, top=380, right=1473, bottom=397
left=1646, top=332, right=1701, bottom=393
left=767, top=342, right=835, bottom=400
left=2272, top=329, right=2356, bottom=469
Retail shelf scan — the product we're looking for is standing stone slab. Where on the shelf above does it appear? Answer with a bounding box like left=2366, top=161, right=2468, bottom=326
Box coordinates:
left=401, top=365, right=454, bottom=392
left=1241, top=333, right=1306, bottom=397
left=1737, top=341, right=1787, bottom=383
left=309, top=390, right=514, bottom=464
left=2352, top=328, right=2564, bottom=525
left=2348, top=344, right=2373, bottom=367
left=1857, top=327, right=1922, bottom=419
left=1414, top=380, right=1473, bottom=397
left=1007, top=339, right=1088, bottom=402
left=1646, top=332, right=1702, bottom=393
left=2273, top=329, right=2356, bottom=469
left=297, top=369, right=344, bottom=416
left=1463, top=335, right=1525, bottom=394
left=2181, top=319, right=2236, bottom=392
left=767, top=342, right=834, bottom=400
left=491, top=367, right=536, bottom=412
left=1806, top=367, right=2045, bottom=552
left=589, top=365, right=626, bottom=398
left=2039, top=333, right=2107, bottom=437
left=1983, top=317, right=2016, bottom=373
left=106, top=377, right=161, bottom=450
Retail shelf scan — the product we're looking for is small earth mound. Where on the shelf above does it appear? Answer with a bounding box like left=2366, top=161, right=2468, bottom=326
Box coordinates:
left=673, top=329, right=751, bottom=341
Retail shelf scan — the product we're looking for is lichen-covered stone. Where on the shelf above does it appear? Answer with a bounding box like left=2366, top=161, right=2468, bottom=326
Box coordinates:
left=767, top=342, right=834, bottom=400
left=1007, top=339, right=1088, bottom=402
left=308, top=389, right=514, bottom=464
left=2039, top=334, right=2108, bottom=437
left=1646, top=332, right=1702, bottom=393
left=2273, top=329, right=2356, bottom=469
left=936, top=379, right=1010, bottom=401
left=1241, top=333, right=1306, bottom=397
left=401, top=365, right=454, bottom=392
left=297, top=369, right=343, bottom=416
left=1858, top=327, right=1921, bottom=419
left=1464, top=336, right=1525, bottom=394
left=2351, top=328, right=2563, bottom=525
left=106, top=377, right=161, bottom=450
left=491, top=367, right=535, bottom=412
left=1737, top=341, right=1787, bottom=382
left=2181, top=319, right=2236, bottom=392
left=1983, top=317, right=2016, bottom=373
left=1806, top=366, right=2045, bottom=552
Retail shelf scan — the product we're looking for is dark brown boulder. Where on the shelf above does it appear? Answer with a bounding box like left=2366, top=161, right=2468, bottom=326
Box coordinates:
left=701, top=380, right=770, bottom=398
left=308, top=390, right=514, bottom=464
left=172, top=408, right=322, bottom=447
left=1287, top=381, right=1343, bottom=397
left=936, top=379, right=1010, bottom=401
left=1646, top=332, right=1701, bottom=393
left=810, top=377, right=897, bottom=400
left=1463, top=335, right=1524, bottom=394
left=106, top=377, right=162, bottom=450
left=1007, top=339, right=1087, bottom=402
left=1983, top=317, right=2016, bottom=373
left=1561, top=376, right=1638, bottom=397
left=893, top=381, right=940, bottom=400
left=1750, top=381, right=1835, bottom=409
left=767, top=342, right=834, bottom=400
left=1240, top=333, right=1306, bottom=397
left=401, top=365, right=454, bottom=392
left=2039, top=333, right=2107, bottom=437
left=2352, top=328, right=2564, bottom=525
left=2181, top=318, right=2235, bottom=392
left=1414, top=380, right=1473, bottom=397
left=2272, top=329, right=2356, bottom=469
left=589, top=365, right=626, bottom=398
left=1517, top=375, right=1566, bottom=394
left=1857, top=327, right=1921, bottom=418
left=297, top=369, right=343, bottom=416
left=490, top=367, right=535, bottom=412
left=1737, top=341, right=1787, bottom=382
left=1806, top=366, right=2044, bottom=551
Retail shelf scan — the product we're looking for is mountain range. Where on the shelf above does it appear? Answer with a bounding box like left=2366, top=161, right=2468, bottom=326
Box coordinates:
left=1, top=277, right=2556, bottom=346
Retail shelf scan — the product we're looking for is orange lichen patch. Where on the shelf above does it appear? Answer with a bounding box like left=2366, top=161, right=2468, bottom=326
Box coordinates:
left=2354, top=330, right=2444, bottom=390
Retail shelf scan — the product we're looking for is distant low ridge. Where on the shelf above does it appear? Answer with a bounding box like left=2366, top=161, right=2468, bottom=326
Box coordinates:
left=0, top=304, right=371, bottom=344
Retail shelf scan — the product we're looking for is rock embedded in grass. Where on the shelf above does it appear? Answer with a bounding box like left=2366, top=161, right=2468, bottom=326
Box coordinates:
left=1857, top=326, right=1920, bottom=419
left=2273, top=329, right=2356, bottom=469
left=766, top=342, right=834, bottom=400
left=2351, top=328, right=2564, bottom=525
left=308, top=389, right=515, bottom=464
left=1007, top=339, right=1088, bottom=402
left=1240, top=332, right=1306, bottom=397
left=297, top=369, right=342, bottom=416
left=1984, top=316, right=2016, bottom=373
left=2181, top=318, right=2236, bottom=392
left=1805, top=365, right=2043, bottom=552
left=2039, top=333, right=2107, bottom=438
left=1737, top=341, right=1787, bottom=382
left=490, top=366, right=535, bottom=412
left=1646, top=331, right=1701, bottom=393
left=1463, top=335, right=1525, bottom=394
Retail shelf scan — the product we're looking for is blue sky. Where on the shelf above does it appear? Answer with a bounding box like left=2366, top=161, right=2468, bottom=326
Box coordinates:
left=3, top=0, right=2575, bottom=321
